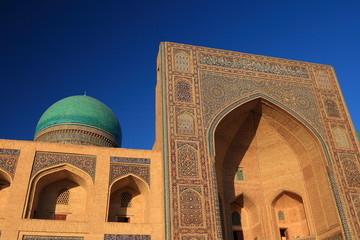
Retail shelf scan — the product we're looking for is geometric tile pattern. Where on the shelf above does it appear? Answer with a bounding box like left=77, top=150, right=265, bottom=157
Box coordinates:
left=332, top=127, right=351, bottom=149
left=321, top=232, right=343, bottom=240
left=176, top=109, right=195, bottom=135
left=339, top=154, right=360, bottom=188
left=200, top=71, right=324, bottom=136
left=0, top=148, right=20, bottom=178
left=109, top=164, right=150, bottom=186
left=174, top=51, right=190, bottom=72
left=315, top=70, right=332, bottom=89
left=110, top=157, right=150, bottom=164
left=180, top=187, right=203, bottom=227
left=181, top=235, right=206, bottom=240
left=22, top=236, right=83, bottom=240
left=175, top=79, right=193, bottom=103
left=32, top=152, right=96, bottom=181
left=351, top=194, right=360, bottom=222
left=324, top=98, right=340, bottom=118
left=177, top=141, right=198, bottom=150
left=177, top=145, right=199, bottom=178
left=104, top=234, right=150, bottom=240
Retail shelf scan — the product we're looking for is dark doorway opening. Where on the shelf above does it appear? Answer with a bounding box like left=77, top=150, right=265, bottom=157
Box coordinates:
left=117, top=216, right=130, bottom=222
left=280, top=228, right=287, bottom=240
left=233, top=230, right=244, bottom=240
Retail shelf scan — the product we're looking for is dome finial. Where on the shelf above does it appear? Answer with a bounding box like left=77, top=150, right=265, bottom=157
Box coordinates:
left=84, top=91, right=87, bottom=96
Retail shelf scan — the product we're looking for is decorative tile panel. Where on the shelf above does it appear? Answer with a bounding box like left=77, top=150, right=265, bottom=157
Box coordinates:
left=22, top=236, right=83, bottom=240
left=176, top=108, right=195, bottom=135
left=339, top=154, right=360, bottom=188
left=177, top=141, right=198, bottom=150
left=174, top=50, right=191, bottom=72
left=110, top=164, right=150, bottom=185
left=0, top=148, right=20, bottom=155
left=323, top=97, right=341, bottom=118
left=332, top=126, right=351, bottom=149
left=32, top=152, right=96, bottom=180
left=177, top=144, right=199, bottom=178
left=181, top=235, right=206, bottom=240
left=352, top=194, right=360, bottom=221
left=315, top=69, right=332, bottom=89
left=175, top=78, right=193, bottom=103
left=179, top=186, right=203, bottom=227
left=110, top=157, right=150, bottom=164
left=104, top=234, right=150, bottom=240
left=200, top=71, right=324, bottom=135
left=322, top=232, right=343, bottom=240
left=0, top=148, right=20, bottom=178
left=199, top=52, right=309, bottom=78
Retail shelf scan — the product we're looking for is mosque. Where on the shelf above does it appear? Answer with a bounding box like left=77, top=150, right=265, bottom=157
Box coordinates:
left=0, top=42, right=359, bottom=240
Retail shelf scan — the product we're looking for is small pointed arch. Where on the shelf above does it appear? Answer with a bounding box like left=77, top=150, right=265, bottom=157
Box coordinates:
left=270, top=189, right=305, bottom=206
left=174, top=51, right=190, bottom=72
left=231, top=193, right=260, bottom=223
left=107, top=174, right=149, bottom=223
left=271, top=190, right=310, bottom=238
left=230, top=193, right=260, bottom=239
left=0, top=169, right=12, bottom=218
left=177, top=144, right=199, bottom=178
left=179, top=188, right=203, bottom=227
left=25, top=164, right=92, bottom=221
left=176, top=111, right=195, bottom=135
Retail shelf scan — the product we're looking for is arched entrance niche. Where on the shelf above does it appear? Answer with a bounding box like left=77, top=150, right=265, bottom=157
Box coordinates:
left=212, top=98, right=341, bottom=240
left=107, top=174, right=149, bottom=223
left=26, top=164, right=92, bottom=221
left=0, top=170, right=11, bottom=218
left=230, top=194, right=260, bottom=240
left=271, top=191, right=309, bottom=240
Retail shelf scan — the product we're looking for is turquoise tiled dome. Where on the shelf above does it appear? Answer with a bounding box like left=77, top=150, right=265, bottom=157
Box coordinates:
left=35, top=95, right=121, bottom=147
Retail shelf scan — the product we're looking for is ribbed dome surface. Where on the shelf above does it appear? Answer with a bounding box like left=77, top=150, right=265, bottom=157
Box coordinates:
left=35, top=95, right=121, bottom=147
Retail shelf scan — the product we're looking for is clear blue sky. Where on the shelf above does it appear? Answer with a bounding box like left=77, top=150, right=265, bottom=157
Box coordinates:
left=1, top=1, right=359, bottom=149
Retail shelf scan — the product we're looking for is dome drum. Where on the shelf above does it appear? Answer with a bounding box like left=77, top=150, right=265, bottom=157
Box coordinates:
left=34, top=124, right=118, bottom=147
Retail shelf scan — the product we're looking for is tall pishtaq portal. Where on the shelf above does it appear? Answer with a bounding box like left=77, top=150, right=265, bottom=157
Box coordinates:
left=0, top=42, right=359, bottom=240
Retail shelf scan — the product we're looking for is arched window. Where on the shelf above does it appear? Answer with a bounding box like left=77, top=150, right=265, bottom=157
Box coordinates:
left=278, top=210, right=285, bottom=220
left=121, top=192, right=132, bottom=208
left=56, top=188, right=70, bottom=205
left=231, top=211, right=241, bottom=226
